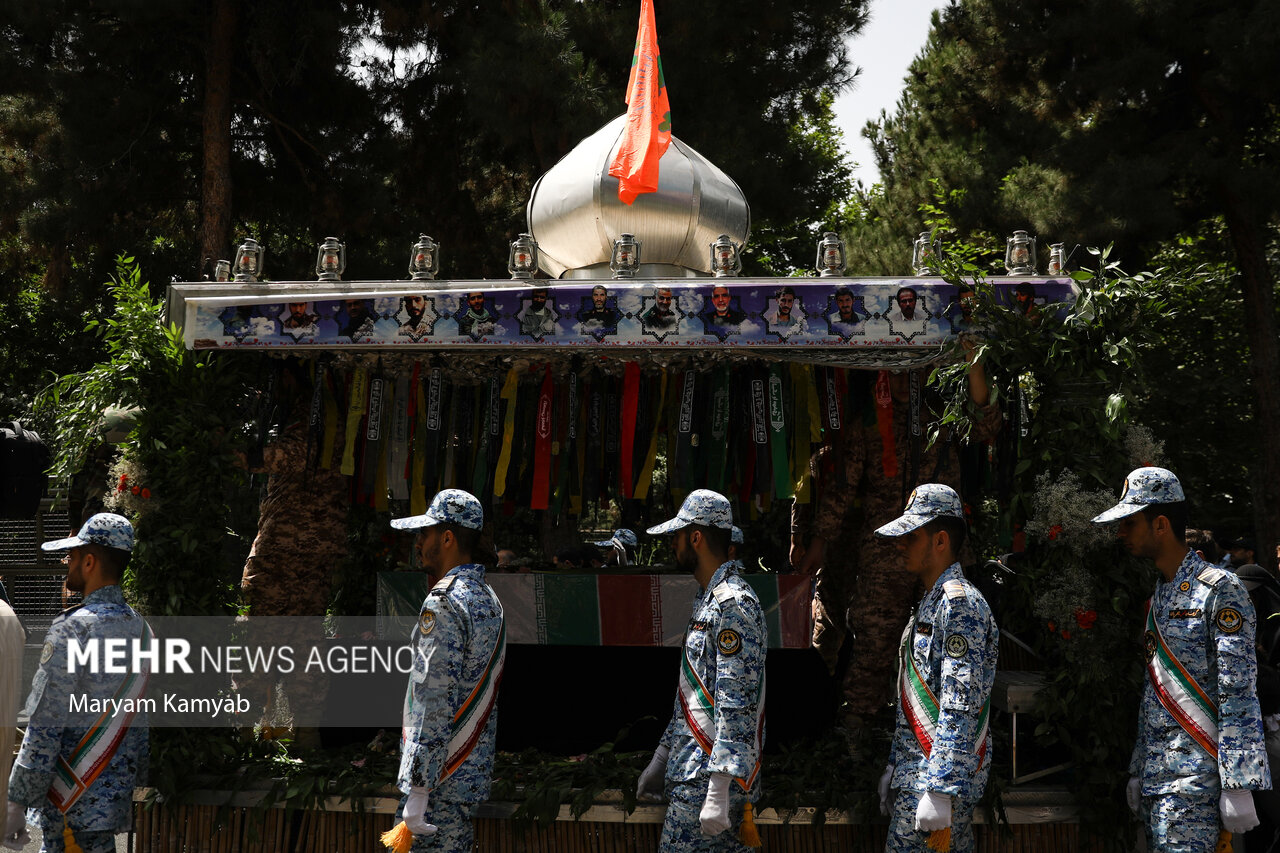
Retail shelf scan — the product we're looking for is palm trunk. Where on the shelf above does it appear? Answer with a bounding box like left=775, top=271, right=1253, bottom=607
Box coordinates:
left=197, top=0, right=238, bottom=274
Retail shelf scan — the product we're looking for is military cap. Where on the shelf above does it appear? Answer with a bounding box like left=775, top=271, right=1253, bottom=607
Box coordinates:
left=1092, top=466, right=1185, bottom=524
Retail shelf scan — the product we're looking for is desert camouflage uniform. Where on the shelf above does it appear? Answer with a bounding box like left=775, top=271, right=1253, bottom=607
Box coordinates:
left=658, top=561, right=766, bottom=852
left=886, top=563, right=997, bottom=853
left=398, top=563, right=505, bottom=852
left=1133, top=550, right=1271, bottom=851
left=801, top=372, right=1001, bottom=722
left=9, top=586, right=150, bottom=853
left=236, top=418, right=349, bottom=725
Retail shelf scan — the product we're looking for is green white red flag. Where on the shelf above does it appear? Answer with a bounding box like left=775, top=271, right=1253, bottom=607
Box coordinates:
left=608, top=0, right=671, bottom=205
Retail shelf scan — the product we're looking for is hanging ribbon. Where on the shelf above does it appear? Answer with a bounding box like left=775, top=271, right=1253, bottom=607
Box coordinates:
left=747, top=371, right=769, bottom=502
left=389, top=374, right=411, bottom=501
left=824, top=367, right=843, bottom=433
left=341, top=367, right=367, bottom=477
left=875, top=370, right=898, bottom=479
left=306, top=360, right=324, bottom=470
left=473, top=375, right=500, bottom=503
left=706, top=368, right=731, bottom=492
left=583, top=381, right=603, bottom=506
left=551, top=370, right=579, bottom=515
left=634, top=369, right=668, bottom=500
left=908, top=369, right=923, bottom=501
left=767, top=364, right=792, bottom=500
left=675, top=370, right=697, bottom=493
left=362, top=363, right=387, bottom=506
left=531, top=366, right=555, bottom=509
left=493, top=369, right=520, bottom=498
left=790, top=363, right=813, bottom=503
left=371, top=376, right=390, bottom=511
left=604, top=380, right=620, bottom=502
left=411, top=365, right=428, bottom=515
left=320, top=364, right=341, bottom=471
left=619, top=362, right=641, bottom=499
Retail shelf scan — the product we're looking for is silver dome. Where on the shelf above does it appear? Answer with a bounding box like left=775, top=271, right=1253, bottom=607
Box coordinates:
left=527, top=115, right=750, bottom=279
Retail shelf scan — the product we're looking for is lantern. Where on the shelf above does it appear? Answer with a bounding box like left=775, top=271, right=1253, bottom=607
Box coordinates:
left=508, top=233, right=539, bottom=279
left=213, top=259, right=231, bottom=282
left=911, top=230, right=938, bottom=276
left=1047, top=243, right=1066, bottom=275
left=816, top=231, right=845, bottom=277
left=710, top=234, right=742, bottom=277
left=316, top=237, right=346, bottom=281
left=409, top=234, right=440, bottom=281
left=610, top=233, right=641, bottom=279
left=232, top=237, right=264, bottom=282
left=1005, top=230, right=1036, bottom=275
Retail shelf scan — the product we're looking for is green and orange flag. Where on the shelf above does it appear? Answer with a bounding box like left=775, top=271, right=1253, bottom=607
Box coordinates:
left=608, top=0, right=671, bottom=204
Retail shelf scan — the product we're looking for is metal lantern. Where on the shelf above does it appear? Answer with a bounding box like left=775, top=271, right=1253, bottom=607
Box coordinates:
left=508, top=233, right=539, bottom=279
left=911, top=230, right=938, bottom=276
left=232, top=237, right=264, bottom=282
left=1047, top=242, right=1066, bottom=275
left=213, top=259, right=231, bottom=282
left=1005, top=230, right=1037, bottom=275
left=316, top=237, right=346, bottom=281
left=409, top=234, right=440, bottom=281
left=610, top=233, right=641, bottom=279
left=816, top=231, right=845, bottom=277
left=710, top=234, right=742, bottom=277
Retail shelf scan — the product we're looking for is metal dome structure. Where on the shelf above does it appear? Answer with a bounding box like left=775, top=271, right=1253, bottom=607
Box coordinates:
left=526, top=115, right=750, bottom=280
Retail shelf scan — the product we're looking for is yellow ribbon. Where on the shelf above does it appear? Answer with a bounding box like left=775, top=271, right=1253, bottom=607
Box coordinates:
left=493, top=369, right=520, bottom=498
left=341, top=367, right=368, bottom=476
left=633, top=369, right=668, bottom=500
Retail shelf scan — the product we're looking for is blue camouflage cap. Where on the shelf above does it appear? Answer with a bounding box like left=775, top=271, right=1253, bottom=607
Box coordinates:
left=1092, top=466, right=1185, bottom=524
left=874, top=484, right=964, bottom=538
left=391, top=488, right=484, bottom=531
left=647, top=489, right=734, bottom=534
left=42, top=512, right=134, bottom=553
left=730, top=526, right=744, bottom=545
left=591, top=529, right=638, bottom=548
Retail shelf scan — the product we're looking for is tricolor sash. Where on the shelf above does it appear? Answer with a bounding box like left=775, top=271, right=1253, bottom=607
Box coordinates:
left=1144, top=599, right=1218, bottom=758
left=897, top=621, right=990, bottom=767
left=676, top=631, right=766, bottom=792
left=49, top=622, right=154, bottom=813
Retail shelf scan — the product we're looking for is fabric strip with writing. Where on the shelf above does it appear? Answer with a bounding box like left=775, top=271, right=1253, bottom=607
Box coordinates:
left=619, top=361, right=641, bottom=499
left=340, top=367, right=367, bottom=476
left=320, top=364, right=341, bottom=471
left=674, top=370, right=696, bottom=493
left=634, top=368, right=667, bottom=500
left=604, top=379, right=620, bottom=504
left=411, top=366, right=428, bottom=515
left=749, top=370, right=770, bottom=502
left=767, top=364, right=792, bottom=500
left=531, top=366, right=554, bottom=509
left=875, top=370, right=898, bottom=479
left=551, top=371, right=577, bottom=515
left=422, top=366, right=445, bottom=497
left=306, top=359, right=324, bottom=470
left=388, top=374, right=411, bottom=501
left=493, top=369, right=519, bottom=498
left=706, top=367, right=731, bottom=492
left=583, top=380, right=602, bottom=506
left=370, top=373, right=390, bottom=510
left=789, top=363, right=813, bottom=503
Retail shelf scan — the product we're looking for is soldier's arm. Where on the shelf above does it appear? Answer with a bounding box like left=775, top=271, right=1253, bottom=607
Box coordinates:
left=924, top=595, right=994, bottom=797
left=10, top=620, right=80, bottom=807
left=708, top=595, right=766, bottom=781
left=401, top=594, right=465, bottom=792
left=1211, top=580, right=1271, bottom=790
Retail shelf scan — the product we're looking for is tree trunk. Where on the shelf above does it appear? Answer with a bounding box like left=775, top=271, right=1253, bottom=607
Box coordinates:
left=197, top=0, right=238, bottom=276
left=1221, top=187, right=1280, bottom=573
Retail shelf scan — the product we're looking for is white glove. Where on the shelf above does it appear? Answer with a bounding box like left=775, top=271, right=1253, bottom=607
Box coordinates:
left=1125, top=777, right=1141, bottom=815
left=699, top=773, right=732, bottom=837
left=2, top=802, right=28, bottom=851
left=636, top=745, right=669, bottom=800
left=914, top=791, right=952, bottom=832
left=403, top=787, right=438, bottom=838
left=1221, top=789, right=1260, bottom=834
left=878, top=766, right=894, bottom=817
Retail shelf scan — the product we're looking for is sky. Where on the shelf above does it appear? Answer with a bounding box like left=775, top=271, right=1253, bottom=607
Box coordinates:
left=831, top=0, right=945, bottom=187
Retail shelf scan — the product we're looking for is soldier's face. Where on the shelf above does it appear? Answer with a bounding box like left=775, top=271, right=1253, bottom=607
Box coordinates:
left=415, top=528, right=445, bottom=581
left=63, top=547, right=88, bottom=593
left=1116, top=514, right=1159, bottom=559
left=673, top=529, right=697, bottom=571
left=897, top=528, right=932, bottom=576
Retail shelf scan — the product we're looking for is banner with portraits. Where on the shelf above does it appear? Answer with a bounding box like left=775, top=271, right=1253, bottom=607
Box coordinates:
left=170, top=277, right=1077, bottom=351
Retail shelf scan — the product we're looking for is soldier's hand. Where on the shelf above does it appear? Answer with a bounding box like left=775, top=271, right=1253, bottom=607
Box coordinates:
left=699, top=774, right=732, bottom=837
left=913, top=791, right=951, bottom=831
left=796, top=538, right=826, bottom=576
left=2, top=802, right=28, bottom=850
left=403, top=787, right=438, bottom=838
left=877, top=766, right=894, bottom=817
left=1220, top=790, right=1260, bottom=834
left=636, top=745, right=669, bottom=801
left=1125, top=777, right=1141, bottom=815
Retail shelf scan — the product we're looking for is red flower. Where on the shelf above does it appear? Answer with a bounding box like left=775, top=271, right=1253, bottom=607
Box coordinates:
left=1047, top=620, right=1056, bottom=633
left=1061, top=630, right=1072, bottom=640
left=1048, top=524, right=1064, bottom=541
left=1075, top=609, right=1097, bottom=630
left=140, top=488, right=151, bottom=500
left=131, top=485, right=141, bottom=495
left=117, top=474, right=128, bottom=492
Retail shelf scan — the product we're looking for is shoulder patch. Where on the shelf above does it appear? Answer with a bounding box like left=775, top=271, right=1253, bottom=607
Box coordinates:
left=942, top=579, right=968, bottom=601
left=1197, top=567, right=1228, bottom=587
left=40, top=641, right=54, bottom=664
left=1216, top=607, right=1243, bottom=635
left=945, top=634, right=969, bottom=658
left=716, top=628, right=742, bottom=656
left=419, top=609, right=437, bottom=636
left=711, top=580, right=737, bottom=605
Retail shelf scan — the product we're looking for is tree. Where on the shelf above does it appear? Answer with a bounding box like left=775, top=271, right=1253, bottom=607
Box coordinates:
left=850, top=0, right=1280, bottom=564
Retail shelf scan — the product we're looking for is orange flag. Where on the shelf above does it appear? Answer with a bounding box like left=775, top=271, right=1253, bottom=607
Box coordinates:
left=608, top=0, right=671, bottom=205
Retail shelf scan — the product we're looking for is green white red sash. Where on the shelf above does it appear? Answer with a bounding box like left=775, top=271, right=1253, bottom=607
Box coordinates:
left=442, top=612, right=506, bottom=780
left=677, top=636, right=766, bottom=791
left=1144, top=599, right=1218, bottom=758
left=897, top=622, right=990, bottom=766
left=49, top=621, right=154, bottom=813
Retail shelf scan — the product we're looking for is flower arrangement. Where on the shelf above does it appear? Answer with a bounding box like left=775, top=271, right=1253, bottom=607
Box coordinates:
left=103, top=456, right=157, bottom=519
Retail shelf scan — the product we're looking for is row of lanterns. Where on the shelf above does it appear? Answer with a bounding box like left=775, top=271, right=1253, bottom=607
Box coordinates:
left=212, top=230, right=1067, bottom=284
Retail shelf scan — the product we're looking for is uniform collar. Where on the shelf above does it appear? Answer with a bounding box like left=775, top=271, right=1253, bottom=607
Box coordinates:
left=702, top=560, right=739, bottom=594
left=921, top=562, right=963, bottom=608
left=1165, top=549, right=1204, bottom=586
left=81, top=584, right=126, bottom=606
left=444, top=563, right=487, bottom=582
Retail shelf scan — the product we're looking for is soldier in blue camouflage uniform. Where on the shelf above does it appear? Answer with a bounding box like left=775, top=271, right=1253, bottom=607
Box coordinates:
left=873, top=485, right=997, bottom=853
left=1093, top=467, right=1271, bottom=851
left=390, top=489, right=506, bottom=853
left=5, top=514, right=149, bottom=853
left=637, top=491, right=767, bottom=852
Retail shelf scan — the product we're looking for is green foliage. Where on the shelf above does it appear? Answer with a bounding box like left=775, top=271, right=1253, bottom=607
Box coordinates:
left=36, top=257, right=257, bottom=615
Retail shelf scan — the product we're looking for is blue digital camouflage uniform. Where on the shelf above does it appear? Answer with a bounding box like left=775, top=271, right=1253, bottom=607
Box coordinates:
left=658, top=560, right=767, bottom=852
left=886, top=562, right=997, bottom=853
left=8, top=585, right=150, bottom=853
left=1132, top=550, right=1271, bottom=851
left=398, top=563, right=505, bottom=852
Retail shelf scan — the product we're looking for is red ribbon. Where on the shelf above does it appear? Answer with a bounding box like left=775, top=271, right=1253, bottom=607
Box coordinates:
left=620, top=362, right=641, bottom=498
left=531, top=365, right=554, bottom=509
left=875, top=371, right=898, bottom=479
